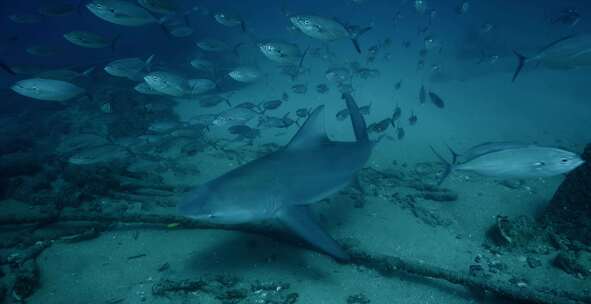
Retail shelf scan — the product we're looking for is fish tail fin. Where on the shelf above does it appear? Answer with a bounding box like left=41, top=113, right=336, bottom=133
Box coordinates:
left=81, top=66, right=95, bottom=77
left=341, top=93, right=369, bottom=143
left=430, top=145, right=453, bottom=186
left=350, top=26, right=372, bottom=54
left=0, top=60, right=16, bottom=75
left=511, top=50, right=528, bottom=82
left=145, top=54, right=155, bottom=72
left=446, top=145, right=460, bottom=165
left=232, top=42, right=245, bottom=58
left=298, top=46, right=310, bottom=69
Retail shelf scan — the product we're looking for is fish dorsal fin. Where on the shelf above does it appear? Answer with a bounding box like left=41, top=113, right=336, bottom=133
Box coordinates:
left=286, top=105, right=328, bottom=150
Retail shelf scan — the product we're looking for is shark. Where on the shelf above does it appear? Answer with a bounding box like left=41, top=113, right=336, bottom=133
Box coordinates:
left=177, top=93, right=372, bottom=260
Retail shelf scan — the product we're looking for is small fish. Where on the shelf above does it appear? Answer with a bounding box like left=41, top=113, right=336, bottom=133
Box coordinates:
left=260, top=99, right=282, bottom=111
left=11, top=78, right=85, bottom=101
left=392, top=105, right=402, bottom=121
left=87, top=0, right=158, bottom=27
left=325, top=67, right=351, bottom=83
left=296, top=108, right=310, bottom=118
left=234, top=102, right=259, bottom=110
left=336, top=108, right=350, bottom=121
left=409, top=112, right=418, bottom=125
left=431, top=143, right=584, bottom=186
left=199, top=94, right=231, bottom=108
left=258, top=113, right=297, bottom=129
left=144, top=71, right=189, bottom=97
left=414, top=0, right=427, bottom=15
left=189, top=58, right=214, bottom=72
left=212, top=107, right=258, bottom=127
left=214, top=11, right=246, bottom=32
left=105, top=55, right=154, bottom=81
left=291, top=84, right=307, bottom=94
left=316, top=84, right=329, bottom=94
left=419, top=85, right=426, bottom=104
left=228, top=66, right=261, bottom=83
left=195, top=38, right=229, bottom=52
left=289, top=15, right=371, bottom=53
left=134, top=82, right=164, bottom=95
left=428, top=91, right=445, bottom=108
left=396, top=127, right=405, bottom=140
left=549, top=9, right=581, bottom=27
left=258, top=40, right=304, bottom=65
left=394, top=80, right=402, bottom=90
left=100, top=102, right=112, bottom=113
left=68, top=144, right=131, bottom=165
left=456, top=1, right=469, bottom=15
left=281, top=92, right=289, bottom=101
left=38, top=2, right=77, bottom=17
left=26, top=45, right=59, bottom=57
left=64, top=31, right=120, bottom=50
left=359, top=103, right=371, bottom=115
left=8, top=14, right=41, bottom=24
left=367, top=118, right=391, bottom=133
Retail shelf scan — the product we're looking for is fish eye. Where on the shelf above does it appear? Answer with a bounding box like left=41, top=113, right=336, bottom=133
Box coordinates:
left=560, top=158, right=569, bottom=163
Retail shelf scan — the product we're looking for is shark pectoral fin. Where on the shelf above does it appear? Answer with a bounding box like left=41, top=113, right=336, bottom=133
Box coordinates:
left=278, top=205, right=349, bottom=261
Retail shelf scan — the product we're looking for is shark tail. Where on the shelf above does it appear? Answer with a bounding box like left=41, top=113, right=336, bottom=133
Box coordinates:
left=341, top=93, right=369, bottom=143
left=298, top=46, right=310, bottom=70
left=430, top=145, right=458, bottom=186
left=512, top=50, right=528, bottom=82
left=0, top=60, right=16, bottom=75
left=350, top=26, right=372, bottom=54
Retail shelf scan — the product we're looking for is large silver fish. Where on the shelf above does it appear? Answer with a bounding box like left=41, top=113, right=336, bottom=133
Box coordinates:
left=228, top=66, right=261, bottom=83
left=104, top=55, right=154, bottom=81
left=289, top=15, right=371, bottom=53
left=513, top=35, right=591, bottom=82
left=11, top=78, right=85, bottom=101
left=258, top=40, right=304, bottom=65
left=87, top=0, right=158, bottom=26
left=213, top=10, right=246, bottom=32
left=177, top=93, right=372, bottom=260
left=64, top=31, right=120, bottom=50
left=431, top=142, right=584, bottom=185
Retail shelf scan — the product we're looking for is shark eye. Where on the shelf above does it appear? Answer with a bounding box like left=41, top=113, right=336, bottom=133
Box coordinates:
left=560, top=158, right=569, bottom=163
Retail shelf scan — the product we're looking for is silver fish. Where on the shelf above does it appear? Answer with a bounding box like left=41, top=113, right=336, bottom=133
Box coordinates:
left=513, top=35, right=591, bottom=81
left=228, top=66, right=261, bottom=83
left=134, top=82, right=165, bottom=95
left=431, top=143, right=584, bottom=185
left=105, top=55, right=154, bottom=81
left=214, top=11, right=245, bottom=32
left=64, top=31, right=119, bottom=49
left=144, top=71, right=190, bottom=97
left=87, top=0, right=157, bottom=27
left=289, top=15, right=371, bottom=53
left=258, top=40, right=303, bottom=65
left=11, top=78, right=85, bottom=101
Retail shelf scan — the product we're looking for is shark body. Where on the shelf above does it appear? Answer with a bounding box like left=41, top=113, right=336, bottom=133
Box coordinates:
left=177, top=93, right=372, bottom=260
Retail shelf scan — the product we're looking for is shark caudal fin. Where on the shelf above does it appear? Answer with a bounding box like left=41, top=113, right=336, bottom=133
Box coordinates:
left=511, top=50, right=528, bottom=82
left=430, top=145, right=458, bottom=186
left=278, top=205, right=349, bottom=261
left=341, top=93, right=369, bottom=143
left=350, top=26, right=372, bottom=54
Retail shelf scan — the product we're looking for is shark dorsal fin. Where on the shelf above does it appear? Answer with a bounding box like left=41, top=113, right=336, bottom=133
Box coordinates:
left=286, top=105, right=328, bottom=150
